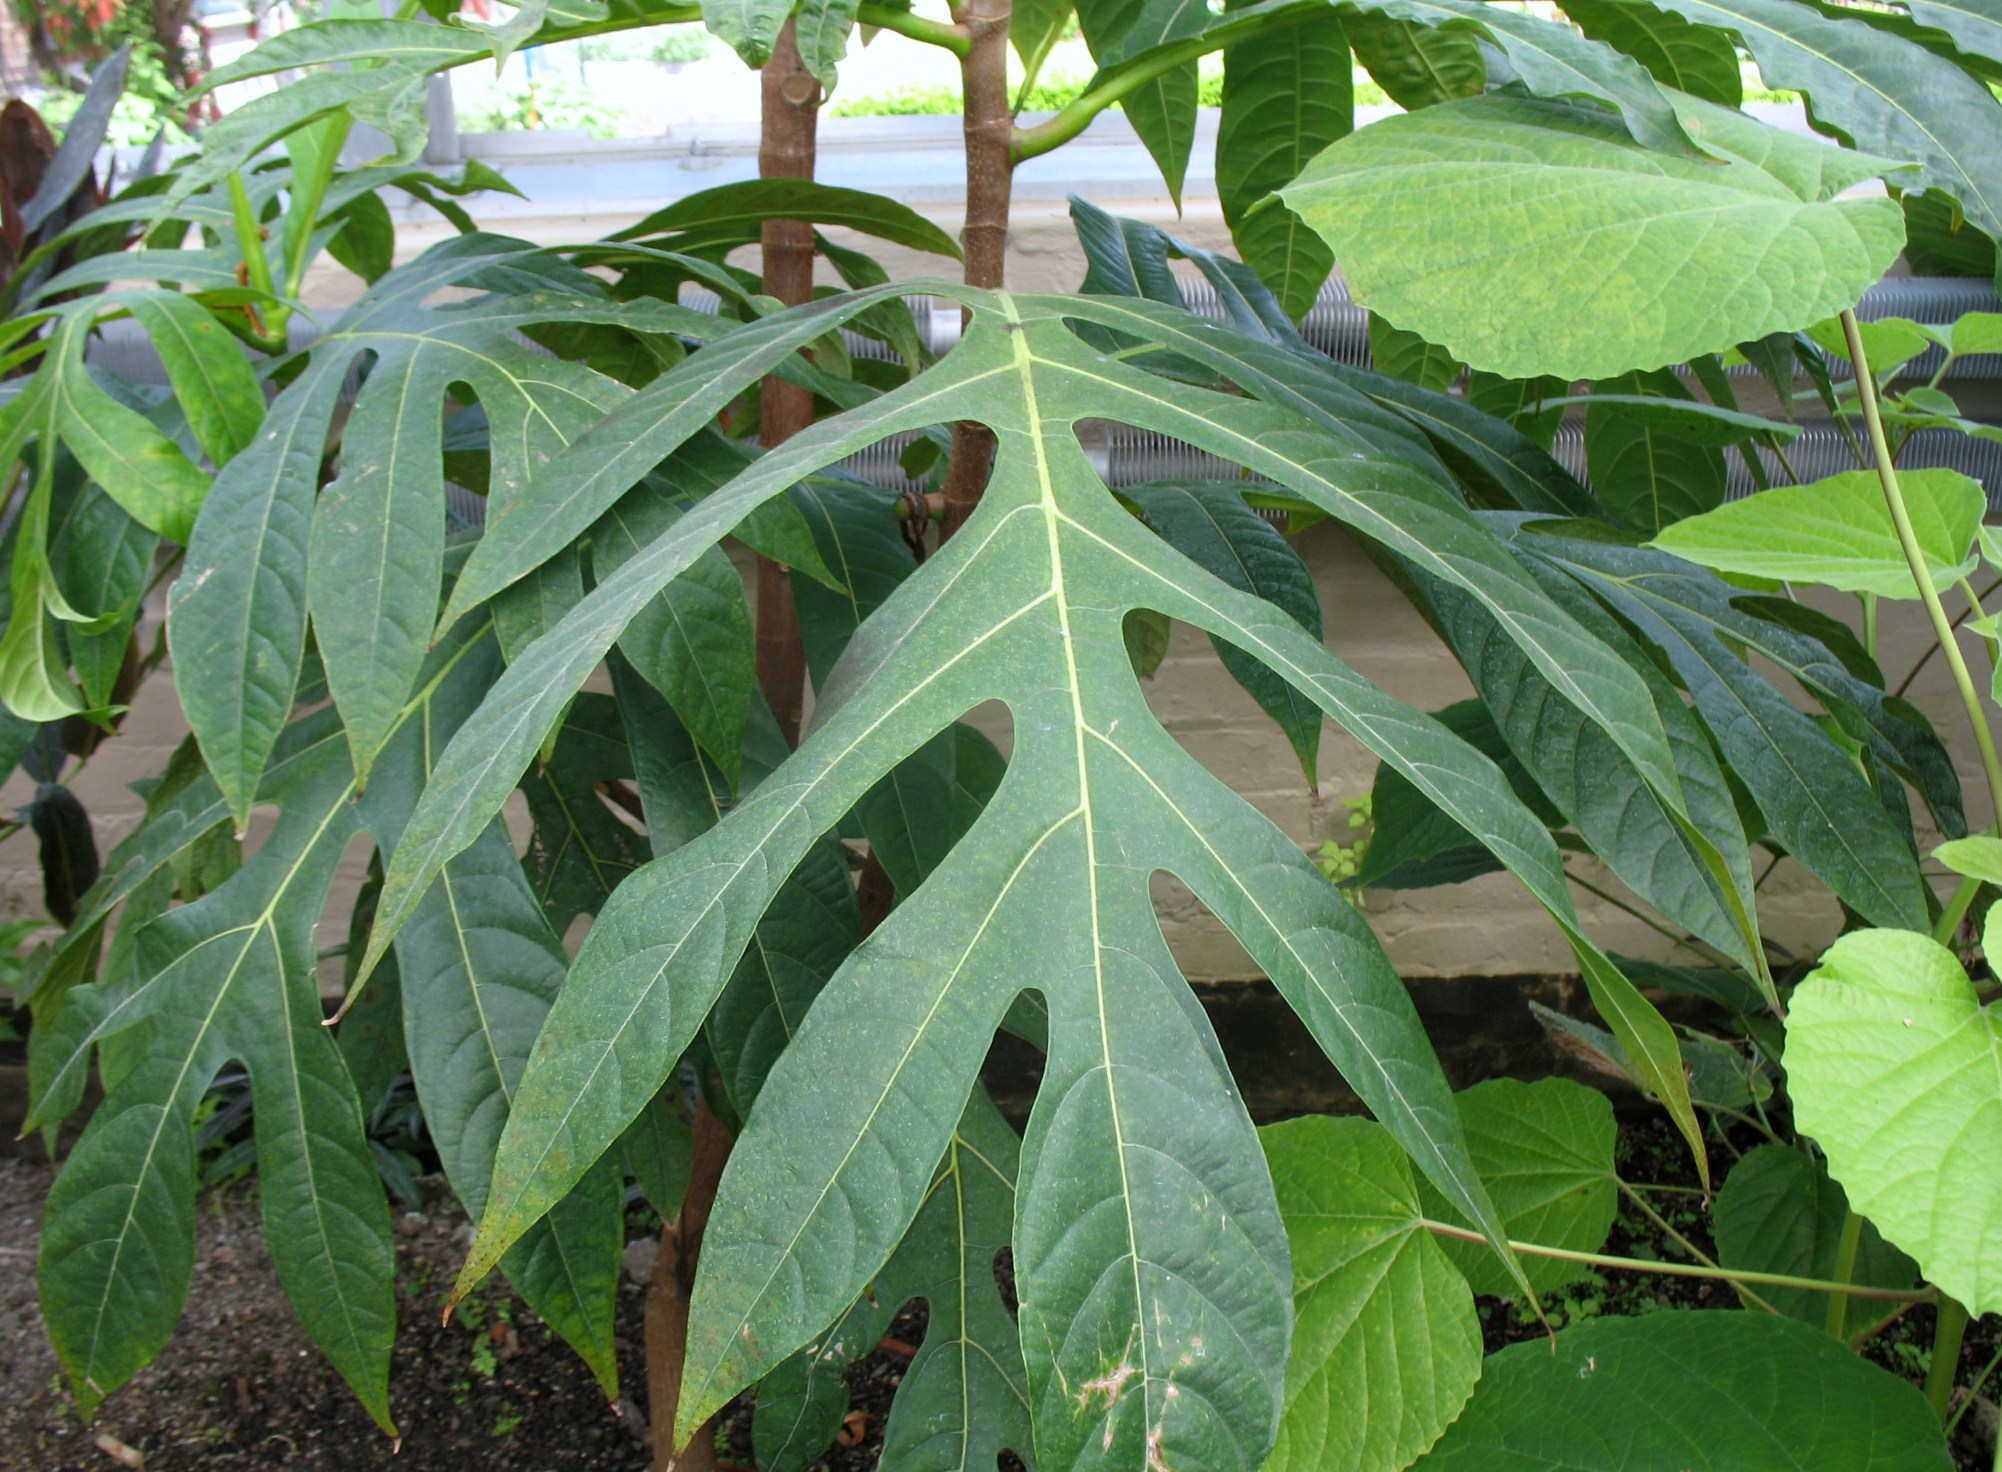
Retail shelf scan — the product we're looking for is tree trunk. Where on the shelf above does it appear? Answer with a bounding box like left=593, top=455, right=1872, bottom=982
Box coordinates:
left=754, top=18, right=823, bottom=747
left=644, top=1102, right=735, bottom=1472
left=939, top=0, right=1014, bottom=544
left=646, top=23, right=825, bottom=1470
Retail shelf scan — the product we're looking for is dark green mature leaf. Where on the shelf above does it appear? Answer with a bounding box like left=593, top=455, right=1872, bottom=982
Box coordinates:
left=49, top=482, right=156, bottom=711
left=1014, top=0, right=1076, bottom=96
left=31, top=620, right=505, bottom=1427
left=1562, top=0, right=1742, bottom=106
left=37, top=729, right=390, bottom=1426
left=1217, top=5, right=1349, bottom=319
left=1263, top=1114, right=1480, bottom=1472
left=1106, top=0, right=1695, bottom=153
left=435, top=286, right=895, bottom=639
left=790, top=472, right=924, bottom=686
left=368, top=296, right=1703, bottom=1293
left=755, top=1092, right=1032, bottom=1472
left=706, top=836, right=859, bottom=1115
left=1713, top=1145, right=1916, bottom=1323
left=795, top=0, right=863, bottom=86
left=388, top=808, right=624, bottom=1391
left=1413, top=1077, right=1617, bottom=1296
left=1368, top=316, right=1463, bottom=393
left=854, top=723, right=1009, bottom=901
left=1284, top=91, right=1906, bottom=381
left=1458, top=551, right=1759, bottom=969
left=1638, top=0, right=2002, bottom=248
left=521, top=694, right=649, bottom=930
left=173, top=234, right=708, bottom=821
left=1585, top=369, right=1729, bottom=534
left=1417, top=1312, right=1953, bottom=1471
left=1077, top=0, right=1201, bottom=203
left=1466, top=370, right=1567, bottom=451
left=118, top=291, right=266, bottom=468
left=593, top=487, right=756, bottom=786
left=392, top=293, right=1745, bottom=1469
left=1126, top=480, right=1325, bottom=783
left=1357, top=700, right=1553, bottom=891
left=700, top=0, right=792, bottom=67
left=611, top=180, right=962, bottom=260
left=1345, top=11, right=1484, bottom=107
left=1903, top=0, right=2002, bottom=70
left=1518, top=529, right=1930, bottom=931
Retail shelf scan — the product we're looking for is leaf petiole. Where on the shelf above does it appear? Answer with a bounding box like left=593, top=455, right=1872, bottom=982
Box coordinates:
left=1418, top=1219, right=1935, bottom=1303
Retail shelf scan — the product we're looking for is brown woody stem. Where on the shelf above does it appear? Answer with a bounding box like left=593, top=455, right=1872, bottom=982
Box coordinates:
left=648, top=25, right=823, bottom=1469
left=939, top=0, right=1013, bottom=544
left=753, top=18, right=822, bottom=747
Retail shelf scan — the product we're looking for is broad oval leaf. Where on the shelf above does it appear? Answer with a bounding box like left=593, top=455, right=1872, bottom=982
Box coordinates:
left=1713, top=1143, right=1916, bottom=1323
left=1649, top=468, right=1985, bottom=598
left=1281, top=92, right=1908, bottom=381
left=1416, top=1311, right=1952, bottom=1471
left=1785, top=928, right=2002, bottom=1317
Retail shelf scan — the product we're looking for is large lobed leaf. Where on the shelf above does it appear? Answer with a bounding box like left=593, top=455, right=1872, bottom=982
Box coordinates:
left=286, top=281, right=1754, bottom=1472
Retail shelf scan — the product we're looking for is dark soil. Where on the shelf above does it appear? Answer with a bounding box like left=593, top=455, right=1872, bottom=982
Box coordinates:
left=0, top=1156, right=933, bottom=1472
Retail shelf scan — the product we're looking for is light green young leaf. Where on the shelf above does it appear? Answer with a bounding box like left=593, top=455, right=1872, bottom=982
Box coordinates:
left=1262, top=1114, right=1481, bottom=1472
left=1935, top=834, right=2002, bottom=885
left=1786, top=928, right=2002, bottom=1316
left=1282, top=92, right=1907, bottom=381
left=1951, top=311, right=2002, bottom=358
left=1420, top=1311, right=1952, bottom=1470
left=1804, top=314, right=1944, bottom=376
left=1649, top=469, right=1984, bottom=598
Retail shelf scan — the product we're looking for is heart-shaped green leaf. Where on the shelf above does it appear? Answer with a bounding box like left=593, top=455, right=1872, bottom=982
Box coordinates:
left=1785, top=928, right=2002, bottom=1316
left=1263, top=1114, right=1481, bottom=1472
